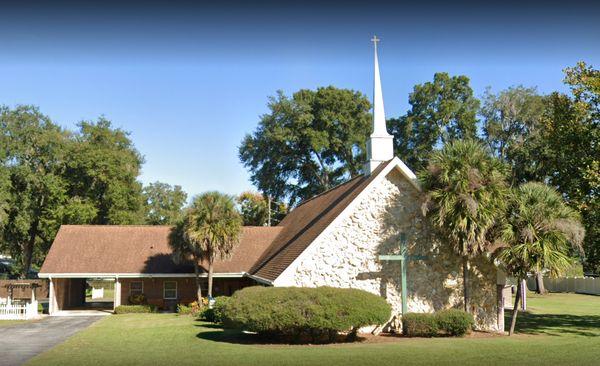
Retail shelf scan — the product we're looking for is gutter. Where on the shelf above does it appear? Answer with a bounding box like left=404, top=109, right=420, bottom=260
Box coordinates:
left=244, top=273, right=273, bottom=286
left=37, top=272, right=246, bottom=279
left=38, top=271, right=274, bottom=286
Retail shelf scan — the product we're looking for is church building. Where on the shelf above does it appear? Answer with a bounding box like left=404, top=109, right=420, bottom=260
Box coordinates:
left=39, top=39, right=504, bottom=332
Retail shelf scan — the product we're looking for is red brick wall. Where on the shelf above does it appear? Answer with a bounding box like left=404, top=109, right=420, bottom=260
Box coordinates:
left=119, top=276, right=259, bottom=308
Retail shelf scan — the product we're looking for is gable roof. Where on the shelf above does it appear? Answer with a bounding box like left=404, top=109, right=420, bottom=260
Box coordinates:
left=40, top=225, right=282, bottom=276
left=250, top=160, right=393, bottom=281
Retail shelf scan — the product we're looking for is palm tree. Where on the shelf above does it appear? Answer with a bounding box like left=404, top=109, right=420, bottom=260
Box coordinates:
left=169, top=218, right=205, bottom=302
left=420, top=139, right=509, bottom=312
left=498, top=182, right=584, bottom=335
left=169, top=192, right=243, bottom=302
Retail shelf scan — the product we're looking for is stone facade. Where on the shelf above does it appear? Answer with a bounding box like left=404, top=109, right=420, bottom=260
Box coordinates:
left=274, top=168, right=500, bottom=331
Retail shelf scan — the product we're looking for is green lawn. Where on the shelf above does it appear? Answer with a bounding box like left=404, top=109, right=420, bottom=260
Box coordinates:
left=28, top=292, right=600, bottom=366
left=0, top=319, right=28, bottom=327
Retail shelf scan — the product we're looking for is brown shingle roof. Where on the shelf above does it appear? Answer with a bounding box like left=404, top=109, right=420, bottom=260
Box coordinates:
left=40, top=225, right=282, bottom=275
left=250, top=161, right=390, bottom=281
left=41, top=160, right=395, bottom=282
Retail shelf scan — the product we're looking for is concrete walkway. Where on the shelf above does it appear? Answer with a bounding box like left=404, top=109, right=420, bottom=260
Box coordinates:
left=0, top=316, right=102, bottom=366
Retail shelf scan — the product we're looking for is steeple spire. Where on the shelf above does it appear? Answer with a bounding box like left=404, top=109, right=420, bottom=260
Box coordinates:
left=365, top=36, right=394, bottom=175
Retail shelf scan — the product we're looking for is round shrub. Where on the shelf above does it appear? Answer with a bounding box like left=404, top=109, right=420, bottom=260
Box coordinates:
left=202, top=297, right=230, bottom=323
left=435, top=309, right=473, bottom=336
left=210, top=296, right=231, bottom=323
left=402, top=313, right=438, bottom=337
left=222, top=286, right=391, bottom=342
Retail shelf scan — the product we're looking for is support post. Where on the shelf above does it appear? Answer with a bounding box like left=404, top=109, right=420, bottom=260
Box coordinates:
left=496, top=285, right=505, bottom=332
left=48, top=277, right=56, bottom=315
left=114, top=277, right=122, bottom=309
left=496, top=270, right=507, bottom=333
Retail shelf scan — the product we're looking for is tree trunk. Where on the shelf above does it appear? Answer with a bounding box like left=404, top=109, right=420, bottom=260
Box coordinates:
left=463, top=257, right=470, bottom=312
left=509, top=280, right=522, bottom=336
left=207, top=261, right=214, bottom=298
left=20, top=242, right=34, bottom=279
left=21, top=195, right=45, bottom=278
left=193, top=261, right=203, bottom=304
left=21, top=218, right=41, bottom=278
left=535, top=272, right=547, bottom=295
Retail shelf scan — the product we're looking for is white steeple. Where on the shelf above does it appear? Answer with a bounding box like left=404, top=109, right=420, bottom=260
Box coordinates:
left=365, top=36, right=394, bottom=175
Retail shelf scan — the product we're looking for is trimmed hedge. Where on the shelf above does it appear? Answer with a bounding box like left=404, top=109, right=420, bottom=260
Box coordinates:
left=402, top=313, right=439, bottom=337
left=435, top=309, right=474, bottom=336
left=222, top=286, right=391, bottom=342
left=114, top=305, right=157, bottom=314
left=402, top=309, right=474, bottom=337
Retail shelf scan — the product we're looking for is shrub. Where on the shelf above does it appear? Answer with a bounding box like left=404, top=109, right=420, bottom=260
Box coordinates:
left=203, top=296, right=230, bottom=323
left=402, top=309, right=474, bottom=337
left=402, top=313, right=439, bottom=337
left=114, top=305, right=156, bottom=314
left=177, top=303, right=192, bottom=315
left=222, top=286, right=391, bottom=343
left=127, top=294, right=147, bottom=305
left=435, top=309, right=473, bottom=336
left=178, top=301, right=203, bottom=316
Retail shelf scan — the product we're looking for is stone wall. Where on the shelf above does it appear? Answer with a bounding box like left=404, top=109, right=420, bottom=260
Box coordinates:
left=275, top=168, right=500, bottom=331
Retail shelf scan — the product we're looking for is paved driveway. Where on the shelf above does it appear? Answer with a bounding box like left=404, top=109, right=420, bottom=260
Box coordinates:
left=0, top=316, right=102, bottom=366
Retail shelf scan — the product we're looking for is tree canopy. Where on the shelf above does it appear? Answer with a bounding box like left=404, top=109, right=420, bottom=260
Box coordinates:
left=0, top=106, right=156, bottom=276
left=481, top=86, right=547, bottom=184
left=239, top=86, right=372, bottom=207
left=482, top=63, right=598, bottom=273
left=143, top=181, right=187, bottom=225
left=236, top=191, right=286, bottom=226
left=388, top=73, right=480, bottom=172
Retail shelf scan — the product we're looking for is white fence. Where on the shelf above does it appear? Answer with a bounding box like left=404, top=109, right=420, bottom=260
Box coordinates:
left=0, top=300, right=39, bottom=320
left=527, top=277, right=600, bottom=295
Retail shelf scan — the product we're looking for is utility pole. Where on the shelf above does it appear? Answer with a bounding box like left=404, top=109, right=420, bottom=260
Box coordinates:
left=267, top=195, right=272, bottom=227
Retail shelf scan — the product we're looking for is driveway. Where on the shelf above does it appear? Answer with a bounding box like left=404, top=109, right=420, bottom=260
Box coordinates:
left=0, top=316, right=102, bottom=366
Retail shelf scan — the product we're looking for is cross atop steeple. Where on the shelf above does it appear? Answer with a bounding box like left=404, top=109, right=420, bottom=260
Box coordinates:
left=371, top=35, right=380, bottom=46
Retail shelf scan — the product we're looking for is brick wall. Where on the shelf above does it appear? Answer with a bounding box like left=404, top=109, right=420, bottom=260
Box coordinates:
left=119, top=276, right=258, bottom=308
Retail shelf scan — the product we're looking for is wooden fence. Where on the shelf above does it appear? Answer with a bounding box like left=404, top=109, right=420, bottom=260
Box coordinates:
left=526, top=276, right=600, bottom=295
left=0, top=279, right=49, bottom=300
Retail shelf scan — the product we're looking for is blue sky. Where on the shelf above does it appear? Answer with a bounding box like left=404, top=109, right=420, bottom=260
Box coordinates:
left=1, top=1, right=598, bottom=198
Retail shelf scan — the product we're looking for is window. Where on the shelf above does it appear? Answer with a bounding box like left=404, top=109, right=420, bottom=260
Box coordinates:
left=130, top=281, right=143, bottom=296
left=163, top=281, right=177, bottom=299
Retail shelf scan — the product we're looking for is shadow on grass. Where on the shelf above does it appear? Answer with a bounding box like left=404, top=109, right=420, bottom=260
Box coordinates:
left=507, top=311, right=600, bottom=337
left=196, top=328, right=265, bottom=345
left=195, top=322, right=367, bottom=345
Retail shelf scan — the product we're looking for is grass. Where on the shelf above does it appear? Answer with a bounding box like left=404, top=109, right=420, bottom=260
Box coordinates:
left=27, top=292, right=600, bottom=366
left=0, top=319, right=28, bottom=327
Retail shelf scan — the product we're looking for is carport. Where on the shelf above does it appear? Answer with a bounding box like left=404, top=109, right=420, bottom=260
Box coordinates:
left=47, top=276, right=120, bottom=315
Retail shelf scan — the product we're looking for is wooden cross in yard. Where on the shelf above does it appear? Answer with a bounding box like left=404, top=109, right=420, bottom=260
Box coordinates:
left=378, top=233, right=427, bottom=315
